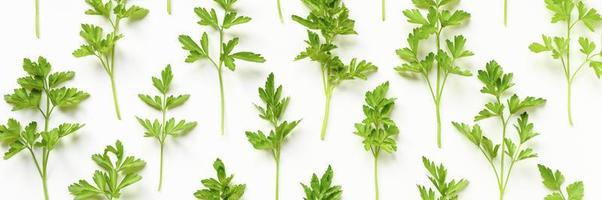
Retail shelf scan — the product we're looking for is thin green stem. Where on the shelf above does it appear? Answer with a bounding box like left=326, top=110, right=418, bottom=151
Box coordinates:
left=381, top=0, right=386, bottom=21
left=35, top=0, right=40, bottom=38
left=158, top=92, right=167, bottom=191
left=275, top=157, right=280, bottom=200
left=566, top=17, right=573, bottom=126
left=41, top=173, right=49, bottom=200
left=435, top=101, right=442, bottom=148
left=504, top=0, right=508, bottom=26
left=320, top=87, right=333, bottom=140
left=167, top=0, right=172, bottom=15
left=276, top=0, right=283, bottom=23
left=158, top=143, right=164, bottom=191
left=109, top=74, right=122, bottom=120
left=373, top=154, right=380, bottom=200
left=217, top=29, right=225, bottom=135
left=217, top=69, right=225, bottom=135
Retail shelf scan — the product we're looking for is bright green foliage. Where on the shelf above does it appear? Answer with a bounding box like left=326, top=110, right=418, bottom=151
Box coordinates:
left=397, top=0, right=471, bottom=148
left=537, top=164, right=584, bottom=200
left=452, top=61, right=545, bottom=200
left=136, top=65, right=197, bottom=191
left=69, top=140, right=146, bottom=200
left=246, top=73, right=300, bottom=200
left=418, top=157, right=469, bottom=200
left=353, top=82, right=398, bottom=200
left=301, top=166, right=343, bottom=200
left=1, top=57, right=89, bottom=200
left=179, top=0, right=265, bottom=135
left=74, top=0, right=149, bottom=120
left=194, top=158, right=246, bottom=200
left=529, top=0, right=602, bottom=126
left=292, top=0, right=378, bottom=140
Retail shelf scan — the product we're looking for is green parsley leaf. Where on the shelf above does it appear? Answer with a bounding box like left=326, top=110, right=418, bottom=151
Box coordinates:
left=69, top=140, right=146, bottom=200
left=418, top=157, right=469, bottom=200
left=246, top=73, right=300, bottom=200
left=194, top=158, right=246, bottom=200
left=136, top=65, right=197, bottom=190
left=301, top=166, right=343, bottom=200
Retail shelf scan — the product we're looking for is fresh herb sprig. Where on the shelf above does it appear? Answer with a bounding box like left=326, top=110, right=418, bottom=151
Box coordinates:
left=301, top=166, right=343, bottom=200
left=529, top=0, right=602, bottom=126
left=292, top=0, right=378, bottom=140
left=397, top=0, right=471, bottom=148
left=73, top=0, right=149, bottom=120
left=353, top=82, right=398, bottom=200
left=179, top=0, right=265, bottom=135
left=246, top=73, right=300, bottom=200
left=69, top=140, right=146, bottom=200
left=537, top=164, right=584, bottom=200
left=194, top=158, right=246, bottom=200
left=452, top=61, right=545, bottom=200
left=418, top=157, right=469, bottom=200
left=0, top=57, right=89, bottom=200
left=136, top=65, right=197, bottom=191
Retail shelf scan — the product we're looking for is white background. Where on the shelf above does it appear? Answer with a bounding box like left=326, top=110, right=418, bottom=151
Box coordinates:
left=1, top=0, right=601, bottom=199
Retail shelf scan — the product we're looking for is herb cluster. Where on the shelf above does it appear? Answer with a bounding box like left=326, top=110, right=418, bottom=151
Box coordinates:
left=397, top=0, right=471, bottom=148
left=1, top=57, right=89, bottom=200
left=179, top=0, right=265, bottom=135
left=293, top=0, right=378, bottom=140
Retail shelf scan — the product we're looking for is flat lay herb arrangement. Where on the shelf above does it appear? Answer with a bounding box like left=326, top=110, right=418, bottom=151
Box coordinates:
left=397, top=0, right=471, bottom=148
left=2, top=0, right=600, bottom=199
left=73, top=0, right=148, bottom=120
left=1, top=57, right=89, bottom=200
left=529, top=0, right=602, bottom=126
left=293, top=0, right=378, bottom=140
left=246, top=73, right=300, bottom=200
left=179, top=0, right=265, bottom=135
left=68, top=140, right=146, bottom=200
left=136, top=65, right=197, bottom=191
left=453, top=61, right=546, bottom=200
left=353, top=82, right=399, bottom=200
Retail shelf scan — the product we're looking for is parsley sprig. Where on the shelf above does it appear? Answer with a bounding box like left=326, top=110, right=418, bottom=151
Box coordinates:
left=246, top=73, right=300, bottom=200
left=73, top=0, right=149, bottom=120
left=529, top=0, right=602, bottom=126
left=301, top=166, right=343, bottom=200
left=1, top=57, right=89, bottom=200
left=179, top=0, right=266, bottom=135
left=452, top=61, right=545, bottom=200
left=537, top=164, right=584, bottom=200
left=69, top=140, right=146, bottom=200
left=136, top=65, right=197, bottom=191
left=292, top=0, right=378, bottom=140
left=353, top=82, right=399, bottom=200
left=417, top=157, right=469, bottom=200
left=194, top=158, right=246, bottom=200
left=397, top=0, right=471, bottom=148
